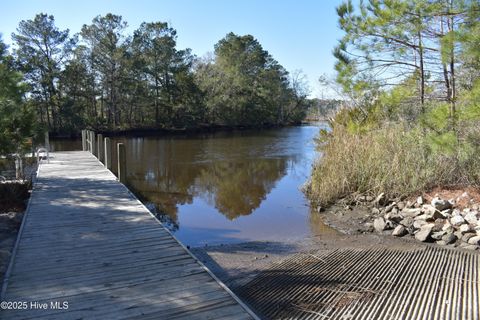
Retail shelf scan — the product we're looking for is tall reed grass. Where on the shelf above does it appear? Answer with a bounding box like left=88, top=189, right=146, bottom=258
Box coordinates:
left=307, top=125, right=480, bottom=206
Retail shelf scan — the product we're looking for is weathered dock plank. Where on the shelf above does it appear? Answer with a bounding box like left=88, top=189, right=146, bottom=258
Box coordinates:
left=1, top=151, right=257, bottom=320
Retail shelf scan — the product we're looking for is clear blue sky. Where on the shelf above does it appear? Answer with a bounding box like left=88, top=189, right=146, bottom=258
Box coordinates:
left=1, top=0, right=344, bottom=98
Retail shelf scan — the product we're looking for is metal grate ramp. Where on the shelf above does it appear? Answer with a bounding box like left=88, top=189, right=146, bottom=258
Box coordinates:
left=237, top=246, right=480, bottom=320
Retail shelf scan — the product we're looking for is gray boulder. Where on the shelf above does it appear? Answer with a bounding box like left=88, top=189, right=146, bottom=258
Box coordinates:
left=414, top=214, right=433, bottom=222
left=431, top=231, right=447, bottom=240
left=374, top=193, right=387, bottom=206
left=467, top=235, right=480, bottom=245
left=441, top=233, right=457, bottom=245
left=417, top=196, right=424, bottom=205
left=392, top=225, right=408, bottom=237
left=459, top=224, right=471, bottom=234
left=464, top=212, right=478, bottom=225
left=384, top=202, right=396, bottom=213
left=436, top=210, right=451, bottom=219
left=433, top=219, right=445, bottom=232
left=385, top=220, right=395, bottom=230
left=431, top=197, right=453, bottom=211
left=450, top=215, right=465, bottom=227
left=415, top=224, right=434, bottom=242
left=387, top=214, right=403, bottom=223
left=422, top=205, right=449, bottom=219
left=400, top=217, right=414, bottom=228
left=431, top=231, right=446, bottom=240
left=413, top=220, right=428, bottom=229
left=373, top=217, right=386, bottom=232
left=451, top=209, right=462, bottom=216
left=402, top=208, right=423, bottom=218
left=462, top=233, right=476, bottom=243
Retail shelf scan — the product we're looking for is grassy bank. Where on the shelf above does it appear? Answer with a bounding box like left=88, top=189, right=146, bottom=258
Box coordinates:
left=307, top=123, right=480, bottom=207
left=305, top=0, right=480, bottom=209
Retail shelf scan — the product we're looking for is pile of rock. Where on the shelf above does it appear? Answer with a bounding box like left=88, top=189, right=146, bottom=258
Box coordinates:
left=368, top=194, right=480, bottom=250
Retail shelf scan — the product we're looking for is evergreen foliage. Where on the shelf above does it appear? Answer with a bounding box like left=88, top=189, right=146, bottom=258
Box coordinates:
left=0, top=36, right=34, bottom=155
left=309, top=0, right=480, bottom=205
left=5, top=14, right=310, bottom=136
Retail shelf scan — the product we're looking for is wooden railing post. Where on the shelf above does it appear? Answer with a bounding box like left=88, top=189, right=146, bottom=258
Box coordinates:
left=44, top=131, right=50, bottom=152
left=91, top=131, right=97, bottom=157
left=97, top=134, right=104, bottom=163
left=117, top=143, right=126, bottom=183
left=85, top=130, right=88, bottom=152
left=104, top=137, right=112, bottom=170
left=87, top=130, right=92, bottom=153
left=15, top=155, right=23, bottom=180
left=81, top=130, right=87, bottom=151
left=88, top=130, right=91, bottom=153
left=89, top=130, right=93, bottom=153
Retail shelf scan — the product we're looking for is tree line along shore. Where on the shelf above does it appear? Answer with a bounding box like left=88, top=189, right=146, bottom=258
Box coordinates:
left=1, top=12, right=335, bottom=155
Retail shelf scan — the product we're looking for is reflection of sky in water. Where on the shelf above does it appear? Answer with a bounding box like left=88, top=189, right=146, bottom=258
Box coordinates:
left=106, top=124, right=328, bottom=247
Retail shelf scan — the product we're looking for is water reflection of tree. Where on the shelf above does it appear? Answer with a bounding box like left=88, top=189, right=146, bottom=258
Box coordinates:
left=128, top=170, right=195, bottom=225
left=195, top=159, right=288, bottom=220
left=128, top=157, right=289, bottom=221
left=120, top=133, right=297, bottom=222
left=123, top=138, right=202, bottom=225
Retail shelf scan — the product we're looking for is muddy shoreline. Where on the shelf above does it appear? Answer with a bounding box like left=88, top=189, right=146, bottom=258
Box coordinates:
left=0, top=182, right=31, bottom=285
left=191, top=218, right=424, bottom=291
left=0, top=211, right=23, bottom=285
left=191, top=191, right=480, bottom=292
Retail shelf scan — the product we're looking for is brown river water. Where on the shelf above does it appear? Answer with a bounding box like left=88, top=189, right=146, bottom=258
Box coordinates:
left=51, top=124, right=331, bottom=247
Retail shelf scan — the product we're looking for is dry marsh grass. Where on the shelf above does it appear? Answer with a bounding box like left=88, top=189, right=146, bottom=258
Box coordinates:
left=307, top=125, right=480, bottom=206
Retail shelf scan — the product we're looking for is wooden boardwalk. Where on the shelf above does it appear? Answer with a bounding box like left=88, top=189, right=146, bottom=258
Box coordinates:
left=1, top=151, right=257, bottom=320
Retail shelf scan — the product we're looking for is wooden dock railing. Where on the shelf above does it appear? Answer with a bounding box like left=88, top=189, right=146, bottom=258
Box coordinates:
left=81, top=129, right=126, bottom=183
left=1, top=151, right=258, bottom=319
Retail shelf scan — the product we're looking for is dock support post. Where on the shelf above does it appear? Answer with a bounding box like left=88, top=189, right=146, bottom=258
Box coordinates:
left=87, top=130, right=91, bottom=153
left=97, top=134, right=104, bottom=163
left=44, top=131, right=50, bottom=152
left=91, top=131, right=97, bottom=157
left=117, top=143, right=126, bottom=183
left=81, top=130, right=87, bottom=151
left=15, top=156, right=23, bottom=180
left=86, top=130, right=90, bottom=152
left=89, top=130, right=94, bottom=153
left=104, top=137, right=111, bottom=169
